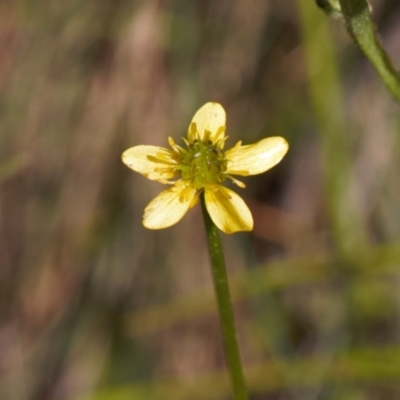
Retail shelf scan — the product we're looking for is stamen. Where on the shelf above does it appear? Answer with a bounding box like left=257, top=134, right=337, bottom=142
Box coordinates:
left=189, top=123, right=197, bottom=142
left=203, top=129, right=212, bottom=141
left=227, top=175, right=246, bottom=188
left=214, top=126, right=226, bottom=142
left=168, top=137, right=184, bottom=154
left=232, top=140, right=242, bottom=150
left=226, top=169, right=249, bottom=176
left=154, top=151, right=178, bottom=164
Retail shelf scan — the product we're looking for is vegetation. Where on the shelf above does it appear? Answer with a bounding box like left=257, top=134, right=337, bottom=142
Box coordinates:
left=1, top=0, right=400, bottom=399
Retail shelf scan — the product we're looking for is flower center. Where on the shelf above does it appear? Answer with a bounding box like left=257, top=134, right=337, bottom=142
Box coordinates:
left=179, top=139, right=227, bottom=190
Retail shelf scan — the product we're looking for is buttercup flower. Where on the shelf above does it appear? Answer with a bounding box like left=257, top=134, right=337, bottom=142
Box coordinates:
left=122, top=102, right=288, bottom=234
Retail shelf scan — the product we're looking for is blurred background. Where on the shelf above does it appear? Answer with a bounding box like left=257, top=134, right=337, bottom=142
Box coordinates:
left=1, top=0, right=400, bottom=399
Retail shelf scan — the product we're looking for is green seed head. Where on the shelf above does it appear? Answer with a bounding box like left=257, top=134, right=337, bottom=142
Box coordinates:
left=179, top=139, right=227, bottom=190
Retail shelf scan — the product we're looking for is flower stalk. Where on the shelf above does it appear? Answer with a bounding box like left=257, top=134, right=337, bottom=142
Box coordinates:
left=201, top=193, right=249, bottom=400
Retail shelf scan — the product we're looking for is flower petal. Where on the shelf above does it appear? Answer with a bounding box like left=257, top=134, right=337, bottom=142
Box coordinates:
left=225, top=137, right=288, bottom=176
left=122, top=145, right=178, bottom=182
left=188, top=102, right=226, bottom=143
left=143, top=184, right=197, bottom=229
left=205, top=186, right=253, bottom=234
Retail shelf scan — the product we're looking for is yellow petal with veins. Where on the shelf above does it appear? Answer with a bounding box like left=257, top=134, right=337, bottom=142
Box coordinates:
left=188, top=102, right=226, bottom=143
left=143, top=185, right=197, bottom=229
left=225, top=137, right=288, bottom=176
left=122, top=145, right=177, bottom=182
left=205, top=186, right=253, bottom=234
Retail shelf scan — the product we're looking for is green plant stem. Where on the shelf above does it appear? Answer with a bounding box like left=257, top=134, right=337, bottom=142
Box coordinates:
left=298, top=0, right=368, bottom=256
left=200, top=193, right=249, bottom=400
left=338, top=0, right=400, bottom=103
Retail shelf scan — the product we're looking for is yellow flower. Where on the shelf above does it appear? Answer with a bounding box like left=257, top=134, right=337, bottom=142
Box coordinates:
left=122, top=102, right=288, bottom=234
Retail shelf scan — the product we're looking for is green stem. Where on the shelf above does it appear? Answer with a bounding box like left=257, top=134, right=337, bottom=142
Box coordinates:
left=338, top=0, right=400, bottom=103
left=200, top=193, right=249, bottom=400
